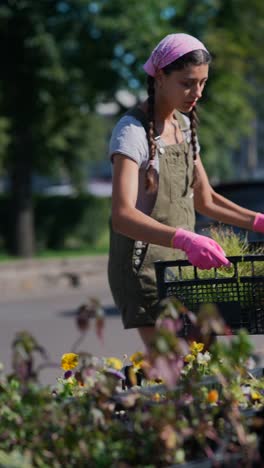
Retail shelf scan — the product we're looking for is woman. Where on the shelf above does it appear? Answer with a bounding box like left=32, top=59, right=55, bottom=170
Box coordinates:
left=107, top=33, right=264, bottom=346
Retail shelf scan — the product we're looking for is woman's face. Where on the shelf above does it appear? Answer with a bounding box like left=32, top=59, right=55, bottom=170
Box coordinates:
left=156, top=64, right=209, bottom=113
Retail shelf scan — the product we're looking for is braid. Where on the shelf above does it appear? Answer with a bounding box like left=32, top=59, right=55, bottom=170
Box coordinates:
left=190, top=106, right=199, bottom=187
left=145, top=75, right=157, bottom=192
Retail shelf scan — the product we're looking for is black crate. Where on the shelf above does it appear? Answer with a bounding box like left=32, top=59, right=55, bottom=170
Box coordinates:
left=154, top=255, right=264, bottom=335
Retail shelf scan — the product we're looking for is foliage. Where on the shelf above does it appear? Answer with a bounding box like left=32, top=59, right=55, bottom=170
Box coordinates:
left=0, top=0, right=116, bottom=255
left=1, top=0, right=263, bottom=255
left=0, top=0, right=115, bottom=176
left=0, top=299, right=263, bottom=466
left=0, top=194, right=110, bottom=252
left=34, top=194, right=111, bottom=250
left=94, top=0, right=264, bottom=178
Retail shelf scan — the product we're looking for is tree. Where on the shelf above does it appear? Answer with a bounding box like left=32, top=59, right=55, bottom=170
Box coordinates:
left=94, top=0, right=264, bottom=179
left=0, top=0, right=119, bottom=256
left=0, top=0, right=263, bottom=256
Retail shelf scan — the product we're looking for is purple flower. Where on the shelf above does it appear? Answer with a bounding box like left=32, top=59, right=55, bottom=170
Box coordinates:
left=105, top=368, right=125, bottom=380
left=64, top=370, right=73, bottom=379
left=157, top=317, right=183, bottom=334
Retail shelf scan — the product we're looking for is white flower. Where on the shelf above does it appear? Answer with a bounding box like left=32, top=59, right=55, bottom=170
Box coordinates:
left=245, top=357, right=256, bottom=370
left=91, top=356, right=104, bottom=368
left=241, top=385, right=251, bottom=395
left=197, top=351, right=211, bottom=365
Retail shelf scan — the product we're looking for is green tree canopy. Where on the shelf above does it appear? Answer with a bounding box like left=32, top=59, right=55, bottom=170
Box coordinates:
left=0, top=0, right=118, bottom=255
left=94, top=0, right=264, bottom=177
left=0, top=0, right=263, bottom=256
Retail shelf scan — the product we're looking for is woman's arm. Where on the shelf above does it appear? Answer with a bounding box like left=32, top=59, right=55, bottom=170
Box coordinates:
left=194, top=155, right=256, bottom=230
left=112, top=153, right=232, bottom=269
left=111, top=153, right=175, bottom=247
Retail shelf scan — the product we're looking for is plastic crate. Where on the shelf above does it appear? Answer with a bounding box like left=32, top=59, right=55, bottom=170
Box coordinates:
left=154, top=255, right=264, bottom=335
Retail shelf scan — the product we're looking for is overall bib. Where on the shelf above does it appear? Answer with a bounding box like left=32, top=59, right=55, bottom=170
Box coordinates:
left=108, top=108, right=195, bottom=328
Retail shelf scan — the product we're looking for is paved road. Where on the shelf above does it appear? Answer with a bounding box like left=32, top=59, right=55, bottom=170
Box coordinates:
left=0, top=270, right=143, bottom=385
left=0, top=265, right=263, bottom=386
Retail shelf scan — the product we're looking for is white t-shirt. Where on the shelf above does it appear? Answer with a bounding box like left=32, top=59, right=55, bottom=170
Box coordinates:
left=109, top=112, right=200, bottom=215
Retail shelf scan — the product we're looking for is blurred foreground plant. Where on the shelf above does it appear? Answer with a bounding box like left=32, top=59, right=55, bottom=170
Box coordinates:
left=0, top=297, right=263, bottom=467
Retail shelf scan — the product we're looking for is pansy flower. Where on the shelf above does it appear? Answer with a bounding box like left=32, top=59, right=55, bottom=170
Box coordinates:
left=105, top=357, right=123, bottom=371
left=61, top=353, right=79, bottom=371
left=190, top=341, right=204, bottom=355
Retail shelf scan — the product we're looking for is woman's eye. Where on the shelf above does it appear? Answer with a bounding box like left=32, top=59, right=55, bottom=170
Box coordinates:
left=181, top=80, right=207, bottom=88
left=181, top=81, right=191, bottom=88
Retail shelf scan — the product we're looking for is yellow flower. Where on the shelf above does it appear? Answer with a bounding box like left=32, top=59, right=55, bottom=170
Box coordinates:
left=152, top=393, right=161, bottom=402
left=149, top=377, right=164, bottom=384
left=160, top=424, right=177, bottom=449
left=190, top=341, right=204, bottom=355
left=128, top=366, right=137, bottom=386
left=184, top=354, right=195, bottom=363
left=129, top=351, right=145, bottom=371
left=130, top=351, right=144, bottom=365
left=251, top=390, right=261, bottom=401
left=105, top=357, right=123, bottom=371
left=66, top=377, right=75, bottom=386
left=207, top=389, right=219, bottom=404
left=61, top=353, right=79, bottom=371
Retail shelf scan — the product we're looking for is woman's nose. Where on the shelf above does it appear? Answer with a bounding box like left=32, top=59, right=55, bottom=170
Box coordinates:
left=191, top=84, right=202, bottom=99
left=195, top=85, right=203, bottom=99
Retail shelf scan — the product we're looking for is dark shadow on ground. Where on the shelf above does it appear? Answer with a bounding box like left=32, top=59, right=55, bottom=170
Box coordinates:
left=56, top=305, right=119, bottom=318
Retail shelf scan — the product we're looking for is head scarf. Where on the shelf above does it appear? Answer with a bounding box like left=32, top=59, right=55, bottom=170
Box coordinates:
left=143, top=33, right=208, bottom=77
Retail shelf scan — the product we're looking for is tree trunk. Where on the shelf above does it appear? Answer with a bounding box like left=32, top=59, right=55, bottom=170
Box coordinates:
left=247, top=117, right=258, bottom=178
left=10, top=160, right=35, bottom=258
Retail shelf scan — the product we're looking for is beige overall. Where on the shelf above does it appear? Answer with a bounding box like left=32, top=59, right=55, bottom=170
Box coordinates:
left=108, top=107, right=195, bottom=328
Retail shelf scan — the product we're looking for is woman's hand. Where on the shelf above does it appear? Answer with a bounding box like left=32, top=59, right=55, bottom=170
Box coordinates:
left=253, top=213, right=264, bottom=233
left=172, top=228, right=231, bottom=270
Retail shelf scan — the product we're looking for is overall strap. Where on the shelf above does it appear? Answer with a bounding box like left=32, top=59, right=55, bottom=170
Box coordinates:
left=174, top=110, right=189, bottom=132
left=126, top=107, right=189, bottom=134
left=125, top=107, right=191, bottom=153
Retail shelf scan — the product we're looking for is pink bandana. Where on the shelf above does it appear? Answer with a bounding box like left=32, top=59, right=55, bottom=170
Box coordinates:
left=143, top=33, right=208, bottom=77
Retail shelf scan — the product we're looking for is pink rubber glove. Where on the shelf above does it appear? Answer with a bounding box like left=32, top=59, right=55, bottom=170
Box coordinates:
left=172, top=228, right=231, bottom=270
left=253, top=213, right=264, bottom=233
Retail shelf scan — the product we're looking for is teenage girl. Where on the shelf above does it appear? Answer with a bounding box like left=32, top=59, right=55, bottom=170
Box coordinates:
left=107, top=33, right=264, bottom=346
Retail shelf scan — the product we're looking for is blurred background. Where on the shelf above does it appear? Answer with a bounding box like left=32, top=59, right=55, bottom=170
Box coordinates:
left=0, top=0, right=263, bottom=259
left=0, top=0, right=263, bottom=384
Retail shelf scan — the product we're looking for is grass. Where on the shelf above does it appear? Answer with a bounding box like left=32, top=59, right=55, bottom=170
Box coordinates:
left=164, top=227, right=264, bottom=313
left=36, top=245, right=109, bottom=258
left=173, top=227, right=264, bottom=280
left=0, top=245, right=109, bottom=262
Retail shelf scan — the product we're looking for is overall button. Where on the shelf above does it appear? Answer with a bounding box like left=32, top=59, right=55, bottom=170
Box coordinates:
left=135, top=249, right=142, bottom=256
left=135, top=241, right=143, bottom=248
left=134, top=258, right=141, bottom=267
left=159, top=147, right=165, bottom=155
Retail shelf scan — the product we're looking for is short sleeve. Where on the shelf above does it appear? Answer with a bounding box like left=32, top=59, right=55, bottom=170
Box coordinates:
left=108, top=115, right=149, bottom=168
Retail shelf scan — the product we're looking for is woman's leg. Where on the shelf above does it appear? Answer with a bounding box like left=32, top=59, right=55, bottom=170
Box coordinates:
left=137, top=326, right=156, bottom=350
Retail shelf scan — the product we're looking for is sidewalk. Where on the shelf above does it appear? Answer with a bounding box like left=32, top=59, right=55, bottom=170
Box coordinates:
left=0, top=255, right=109, bottom=299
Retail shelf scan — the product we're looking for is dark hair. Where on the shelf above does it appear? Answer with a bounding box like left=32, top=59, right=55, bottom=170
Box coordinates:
left=145, top=49, right=211, bottom=192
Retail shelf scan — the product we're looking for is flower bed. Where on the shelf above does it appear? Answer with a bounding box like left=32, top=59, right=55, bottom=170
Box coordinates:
left=0, top=298, right=263, bottom=467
